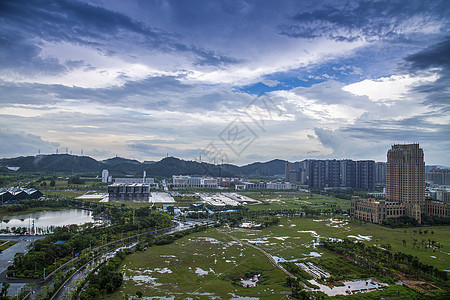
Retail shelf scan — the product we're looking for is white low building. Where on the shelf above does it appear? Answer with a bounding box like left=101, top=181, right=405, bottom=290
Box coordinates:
left=172, top=175, right=218, bottom=188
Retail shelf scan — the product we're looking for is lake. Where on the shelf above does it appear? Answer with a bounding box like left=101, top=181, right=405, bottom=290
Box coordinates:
left=0, top=209, right=97, bottom=234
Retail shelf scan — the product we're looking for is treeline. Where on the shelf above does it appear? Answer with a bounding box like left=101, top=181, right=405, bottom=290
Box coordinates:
left=5, top=198, right=75, bottom=213
left=311, top=189, right=375, bottom=200
left=382, top=215, right=450, bottom=227
left=8, top=206, right=172, bottom=278
left=322, top=239, right=449, bottom=285
left=80, top=250, right=126, bottom=299
left=78, top=223, right=213, bottom=299
left=382, top=216, right=419, bottom=227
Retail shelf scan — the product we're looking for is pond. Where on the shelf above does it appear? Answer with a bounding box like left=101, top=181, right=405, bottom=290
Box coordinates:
left=0, top=209, right=98, bottom=234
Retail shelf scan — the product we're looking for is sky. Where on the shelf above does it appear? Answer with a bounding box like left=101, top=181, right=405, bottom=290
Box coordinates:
left=1, top=0, right=449, bottom=166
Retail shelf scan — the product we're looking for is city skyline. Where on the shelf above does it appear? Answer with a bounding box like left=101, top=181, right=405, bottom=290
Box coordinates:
left=1, top=1, right=449, bottom=165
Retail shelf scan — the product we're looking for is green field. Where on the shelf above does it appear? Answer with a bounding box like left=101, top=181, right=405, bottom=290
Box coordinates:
left=108, top=216, right=449, bottom=298
left=241, top=192, right=350, bottom=212
left=229, top=216, right=450, bottom=271
left=43, top=190, right=86, bottom=198
left=0, top=240, right=18, bottom=251
left=107, top=228, right=289, bottom=299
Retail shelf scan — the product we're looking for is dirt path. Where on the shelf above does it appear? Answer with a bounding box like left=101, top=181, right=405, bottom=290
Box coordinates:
left=220, top=230, right=297, bottom=279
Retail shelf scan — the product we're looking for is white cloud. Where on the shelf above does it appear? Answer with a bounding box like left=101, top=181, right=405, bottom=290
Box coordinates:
left=342, top=73, right=439, bottom=103
left=261, top=79, right=280, bottom=87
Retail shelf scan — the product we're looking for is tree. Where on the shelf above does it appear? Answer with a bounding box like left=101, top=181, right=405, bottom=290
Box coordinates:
left=1, top=281, right=10, bottom=299
left=50, top=179, right=55, bottom=187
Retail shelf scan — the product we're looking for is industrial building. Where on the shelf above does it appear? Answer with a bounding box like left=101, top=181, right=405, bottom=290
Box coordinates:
left=108, top=183, right=150, bottom=202
left=0, top=187, right=43, bottom=202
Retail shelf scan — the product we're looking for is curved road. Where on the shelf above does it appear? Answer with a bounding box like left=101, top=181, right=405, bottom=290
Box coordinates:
left=52, top=220, right=214, bottom=300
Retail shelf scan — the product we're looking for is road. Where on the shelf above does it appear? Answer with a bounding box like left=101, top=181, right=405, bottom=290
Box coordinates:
left=0, top=235, right=46, bottom=297
left=51, top=220, right=214, bottom=300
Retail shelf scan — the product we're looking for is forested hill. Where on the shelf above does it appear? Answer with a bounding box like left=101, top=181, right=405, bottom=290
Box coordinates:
left=0, top=154, right=287, bottom=177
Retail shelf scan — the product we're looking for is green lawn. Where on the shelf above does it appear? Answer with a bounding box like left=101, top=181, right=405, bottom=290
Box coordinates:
left=0, top=240, right=18, bottom=251
left=229, top=216, right=450, bottom=271
left=107, top=216, right=449, bottom=298
left=107, top=228, right=290, bottom=299
left=43, top=190, right=86, bottom=198
left=241, top=192, right=350, bottom=212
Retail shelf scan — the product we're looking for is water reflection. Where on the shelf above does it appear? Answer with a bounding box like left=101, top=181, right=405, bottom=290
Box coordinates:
left=0, top=209, right=96, bottom=234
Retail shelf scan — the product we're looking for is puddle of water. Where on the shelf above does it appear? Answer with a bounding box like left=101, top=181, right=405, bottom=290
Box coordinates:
left=195, top=267, right=211, bottom=276
left=304, top=252, right=322, bottom=258
left=347, top=234, right=372, bottom=241
left=195, top=237, right=221, bottom=244
left=229, top=293, right=260, bottom=299
left=130, top=275, right=163, bottom=286
left=245, top=238, right=269, bottom=244
left=308, top=279, right=387, bottom=296
left=272, top=256, right=298, bottom=263
left=155, top=267, right=172, bottom=274
left=298, top=230, right=321, bottom=238
left=273, top=236, right=290, bottom=241
left=241, top=274, right=260, bottom=287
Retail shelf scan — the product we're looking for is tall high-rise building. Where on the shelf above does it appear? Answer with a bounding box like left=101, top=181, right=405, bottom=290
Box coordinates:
left=427, top=168, right=450, bottom=185
left=298, top=160, right=309, bottom=185
left=386, top=144, right=425, bottom=222
left=375, top=162, right=386, bottom=186
left=357, top=160, right=375, bottom=191
left=326, top=159, right=341, bottom=188
left=101, top=169, right=109, bottom=183
left=341, top=160, right=356, bottom=188
left=309, top=160, right=326, bottom=189
left=285, top=162, right=298, bottom=183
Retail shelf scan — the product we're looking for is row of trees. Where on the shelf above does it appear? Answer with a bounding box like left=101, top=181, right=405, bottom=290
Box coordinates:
left=8, top=205, right=172, bottom=278
left=80, top=250, right=126, bottom=299
left=321, top=239, right=448, bottom=284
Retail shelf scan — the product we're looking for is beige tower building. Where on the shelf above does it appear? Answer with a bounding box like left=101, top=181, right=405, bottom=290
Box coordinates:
left=386, top=144, right=425, bottom=223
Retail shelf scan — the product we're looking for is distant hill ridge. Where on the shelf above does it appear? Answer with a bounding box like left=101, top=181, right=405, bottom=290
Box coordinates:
left=2, top=154, right=446, bottom=177
left=0, top=154, right=287, bottom=177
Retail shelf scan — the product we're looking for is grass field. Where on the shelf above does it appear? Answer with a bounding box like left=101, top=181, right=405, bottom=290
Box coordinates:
left=107, top=228, right=289, bottom=299
left=230, top=216, right=450, bottom=271
left=43, top=190, right=86, bottom=198
left=108, top=216, right=449, bottom=298
left=241, top=192, right=350, bottom=212
left=0, top=240, right=18, bottom=251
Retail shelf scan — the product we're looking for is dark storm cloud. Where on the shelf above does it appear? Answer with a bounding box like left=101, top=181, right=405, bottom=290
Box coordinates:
left=0, top=0, right=239, bottom=75
left=0, top=130, right=59, bottom=158
left=403, top=37, right=450, bottom=109
left=280, top=0, right=450, bottom=42
left=313, top=115, right=450, bottom=161
left=0, top=75, right=249, bottom=113
left=404, top=38, right=450, bottom=70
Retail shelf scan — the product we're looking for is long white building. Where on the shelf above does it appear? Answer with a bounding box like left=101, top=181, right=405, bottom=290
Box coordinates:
left=172, top=175, right=218, bottom=188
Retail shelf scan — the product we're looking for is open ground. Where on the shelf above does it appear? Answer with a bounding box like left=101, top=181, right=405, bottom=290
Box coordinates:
left=107, top=215, right=449, bottom=298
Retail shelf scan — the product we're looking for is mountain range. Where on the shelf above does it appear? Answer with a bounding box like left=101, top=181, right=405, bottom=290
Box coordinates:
left=1, top=154, right=447, bottom=178
left=0, top=154, right=287, bottom=178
